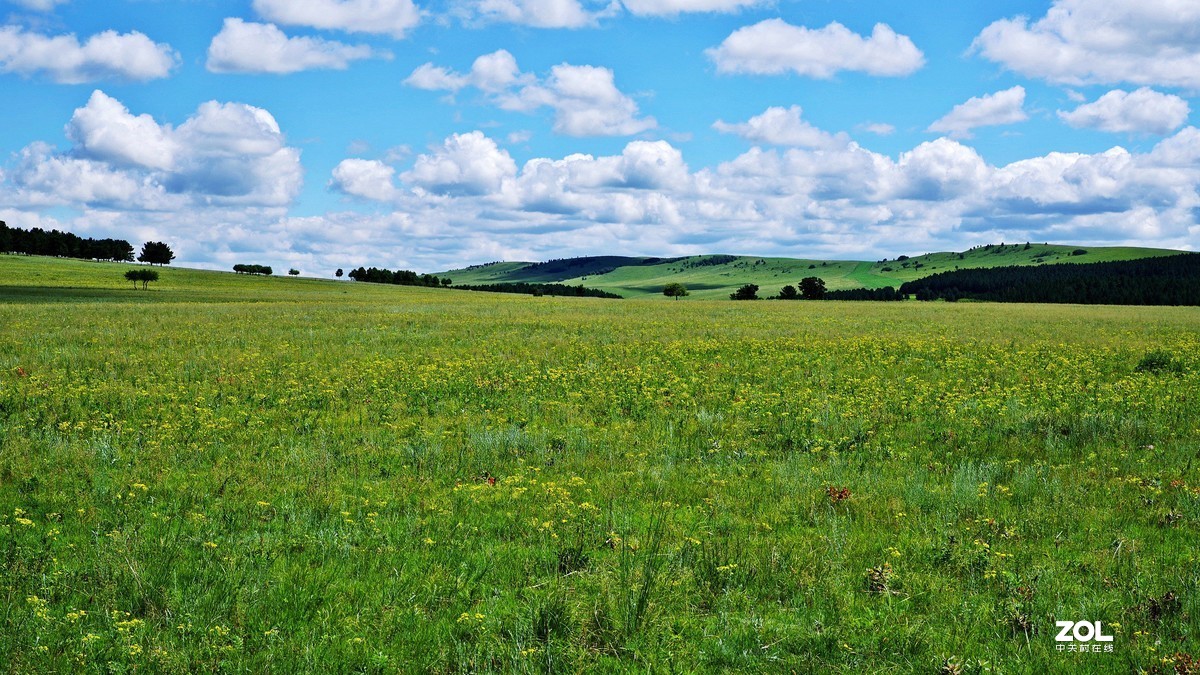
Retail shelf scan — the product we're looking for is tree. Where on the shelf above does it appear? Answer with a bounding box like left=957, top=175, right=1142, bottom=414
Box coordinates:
left=730, top=284, right=759, bottom=300
left=799, top=276, right=826, bottom=300
left=662, top=282, right=689, bottom=300
left=138, top=241, right=175, bottom=266
left=124, top=269, right=158, bottom=290
left=288, top=269, right=300, bottom=276
left=776, top=285, right=799, bottom=300
left=441, top=278, right=452, bottom=287
left=335, top=268, right=344, bottom=278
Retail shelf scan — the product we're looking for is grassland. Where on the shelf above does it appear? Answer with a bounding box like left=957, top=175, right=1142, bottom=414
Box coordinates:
left=2, top=254, right=1199, bottom=673
left=441, top=244, right=1187, bottom=299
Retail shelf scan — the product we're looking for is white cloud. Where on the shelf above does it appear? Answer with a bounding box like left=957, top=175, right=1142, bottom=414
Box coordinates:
left=252, top=0, right=421, bottom=38
left=927, top=86, right=1028, bottom=139
left=973, top=0, right=1200, bottom=88
left=404, top=63, right=471, bottom=92
left=0, top=26, right=177, bottom=83
left=707, top=20, right=924, bottom=78
left=331, top=159, right=400, bottom=201
left=207, top=19, right=383, bottom=74
left=406, top=51, right=655, bottom=137
left=170, top=101, right=303, bottom=206
left=713, top=106, right=849, bottom=149
left=6, top=91, right=302, bottom=211
left=1058, top=88, right=1190, bottom=135
left=620, top=0, right=767, bottom=17
left=9, top=142, right=174, bottom=210
left=404, top=131, right=517, bottom=195
left=892, top=139, right=990, bottom=201
left=469, top=50, right=526, bottom=92
left=67, top=91, right=179, bottom=171
left=403, top=50, right=525, bottom=93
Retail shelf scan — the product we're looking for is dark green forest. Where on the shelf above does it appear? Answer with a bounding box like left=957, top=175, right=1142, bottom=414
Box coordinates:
left=452, top=282, right=622, bottom=299
left=0, top=221, right=133, bottom=262
left=898, top=254, right=1200, bottom=305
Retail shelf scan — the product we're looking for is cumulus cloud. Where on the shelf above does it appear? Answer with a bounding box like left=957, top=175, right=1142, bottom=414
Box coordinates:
left=713, top=106, right=849, bottom=149
left=67, top=91, right=179, bottom=171
left=404, top=131, right=517, bottom=195
left=621, top=0, right=767, bottom=16
left=252, top=0, right=421, bottom=38
left=6, top=90, right=302, bottom=211
left=0, top=26, right=177, bottom=83
left=1058, top=88, right=1190, bottom=135
left=707, top=19, right=924, bottom=78
left=927, top=87, right=1028, bottom=139
left=406, top=51, right=655, bottom=136
left=973, top=0, right=1200, bottom=88
left=405, top=63, right=471, bottom=92
left=331, top=159, right=400, bottom=201
left=206, top=19, right=383, bottom=74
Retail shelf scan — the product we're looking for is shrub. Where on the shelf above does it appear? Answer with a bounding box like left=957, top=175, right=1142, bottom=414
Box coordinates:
left=730, top=284, right=759, bottom=300
left=1135, top=350, right=1183, bottom=374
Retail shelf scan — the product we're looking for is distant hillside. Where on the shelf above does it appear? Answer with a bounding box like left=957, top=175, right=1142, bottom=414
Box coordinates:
left=899, top=254, right=1200, bottom=306
left=439, top=244, right=1189, bottom=299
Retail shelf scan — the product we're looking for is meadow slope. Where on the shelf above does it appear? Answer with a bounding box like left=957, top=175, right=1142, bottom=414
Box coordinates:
left=1, top=255, right=1198, bottom=673
left=440, top=244, right=1187, bottom=299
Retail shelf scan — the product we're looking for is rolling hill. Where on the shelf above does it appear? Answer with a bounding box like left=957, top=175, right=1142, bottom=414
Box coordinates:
left=439, top=243, right=1190, bottom=299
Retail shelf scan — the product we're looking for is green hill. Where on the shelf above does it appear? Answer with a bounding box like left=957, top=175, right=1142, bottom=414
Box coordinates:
left=440, top=244, right=1189, bottom=299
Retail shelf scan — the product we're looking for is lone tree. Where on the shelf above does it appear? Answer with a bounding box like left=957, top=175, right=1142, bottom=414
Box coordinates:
left=799, top=276, right=827, bottom=300
left=288, top=268, right=300, bottom=276
left=776, top=284, right=799, bottom=300
left=138, top=241, right=175, bottom=266
left=124, top=269, right=159, bottom=290
left=730, top=283, right=759, bottom=300
left=335, top=268, right=344, bottom=278
left=662, top=282, right=689, bottom=300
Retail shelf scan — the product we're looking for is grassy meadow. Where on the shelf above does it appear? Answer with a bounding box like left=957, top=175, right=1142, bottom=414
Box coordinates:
left=2, top=255, right=1199, bottom=673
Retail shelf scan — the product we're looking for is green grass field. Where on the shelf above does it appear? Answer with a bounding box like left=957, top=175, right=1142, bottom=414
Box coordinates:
left=2, top=255, right=1199, bottom=673
left=441, top=244, right=1188, bottom=299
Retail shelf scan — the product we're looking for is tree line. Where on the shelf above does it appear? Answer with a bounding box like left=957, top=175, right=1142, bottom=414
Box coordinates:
left=0, top=221, right=134, bottom=262
left=233, top=264, right=273, bottom=275
left=898, top=254, right=1200, bottom=305
left=347, top=266, right=451, bottom=287
left=454, top=282, right=622, bottom=299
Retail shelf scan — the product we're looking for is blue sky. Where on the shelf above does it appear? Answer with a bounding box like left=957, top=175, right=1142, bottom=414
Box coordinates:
left=0, top=0, right=1197, bottom=273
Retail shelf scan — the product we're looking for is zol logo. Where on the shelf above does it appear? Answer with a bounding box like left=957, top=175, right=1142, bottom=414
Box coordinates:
left=1055, top=621, right=1114, bottom=642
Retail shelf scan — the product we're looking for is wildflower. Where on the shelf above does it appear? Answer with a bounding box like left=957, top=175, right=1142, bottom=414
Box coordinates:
left=203, top=541, right=218, bottom=549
